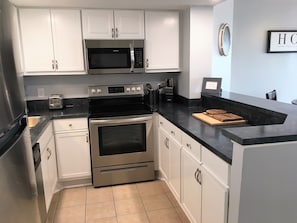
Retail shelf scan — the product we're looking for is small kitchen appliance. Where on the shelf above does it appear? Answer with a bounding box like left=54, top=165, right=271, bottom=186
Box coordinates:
left=48, top=94, right=64, bottom=109
left=85, top=40, right=145, bottom=74
left=88, top=84, right=155, bottom=187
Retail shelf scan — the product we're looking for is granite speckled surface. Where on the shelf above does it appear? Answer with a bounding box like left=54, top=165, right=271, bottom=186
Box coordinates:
left=27, top=93, right=297, bottom=165
left=158, top=102, right=234, bottom=164
left=28, top=98, right=89, bottom=146
left=204, top=92, right=297, bottom=146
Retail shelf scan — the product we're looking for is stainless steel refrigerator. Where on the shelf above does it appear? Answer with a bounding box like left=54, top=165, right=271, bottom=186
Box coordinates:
left=0, top=0, right=40, bottom=222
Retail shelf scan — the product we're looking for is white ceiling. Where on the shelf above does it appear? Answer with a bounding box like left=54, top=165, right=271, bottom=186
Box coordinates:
left=9, top=0, right=225, bottom=9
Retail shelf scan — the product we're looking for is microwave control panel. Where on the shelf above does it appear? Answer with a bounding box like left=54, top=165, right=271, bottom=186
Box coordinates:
left=89, top=84, right=144, bottom=97
left=134, top=48, right=144, bottom=68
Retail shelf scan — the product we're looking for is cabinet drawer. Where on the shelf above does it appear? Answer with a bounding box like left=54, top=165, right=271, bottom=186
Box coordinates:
left=182, top=133, right=201, bottom=162
left=37, top=121, right=53, bottom=154
left=201, top=146, right=230, bottom=186
left=159, top=115, right=181, bottom=143
left=53, top=118, right=88, bottom=132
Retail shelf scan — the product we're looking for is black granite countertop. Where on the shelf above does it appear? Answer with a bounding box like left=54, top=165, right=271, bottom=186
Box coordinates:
left=27, top=92, right=297, bottom=165
left=205, top=92, right=297, bottom=146
left=158, top=102, right=234, bottom=164
left=28, top=98, right=89, bottom=146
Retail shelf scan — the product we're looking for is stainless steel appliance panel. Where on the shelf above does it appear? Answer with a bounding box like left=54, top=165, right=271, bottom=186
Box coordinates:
left=33, top=143, right=46, bottom=223
left=0, top=1, right=40, bottom=222
left=93, top=162, right=155, bottom=187
left=85, top=39, right=145, bottom=74
left=89, top=115, right=154, bottom=167
left=0, top=127, right=40, bottom=223
left=0, top=0, right=25, bottom=133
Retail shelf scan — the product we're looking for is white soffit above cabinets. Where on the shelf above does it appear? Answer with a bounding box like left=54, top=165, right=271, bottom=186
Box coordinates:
left=9, top=0, right=225, bottom=9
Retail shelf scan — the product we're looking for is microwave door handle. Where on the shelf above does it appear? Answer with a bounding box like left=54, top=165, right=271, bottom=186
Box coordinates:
left=130, top=43, right=135, bottom=72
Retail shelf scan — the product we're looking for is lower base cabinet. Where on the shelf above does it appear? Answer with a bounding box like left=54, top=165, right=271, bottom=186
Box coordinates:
left=38, top=122, right=57, bottom=212
left=55, top=130, right=91, bottom=180
left=54, top=118, right=91, bottom=181
left=201, top=166, right=229, bottom=223
left=158, top=114, right=230, bottom=223
left=181, top=149, right=202, bottom=223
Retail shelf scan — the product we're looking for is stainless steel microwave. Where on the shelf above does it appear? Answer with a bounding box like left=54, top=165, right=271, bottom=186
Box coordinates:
left=85, top=40, right=145, bottom=74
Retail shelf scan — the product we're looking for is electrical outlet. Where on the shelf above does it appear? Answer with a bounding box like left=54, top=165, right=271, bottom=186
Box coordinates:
left=37, top=88, right=45, bottom=97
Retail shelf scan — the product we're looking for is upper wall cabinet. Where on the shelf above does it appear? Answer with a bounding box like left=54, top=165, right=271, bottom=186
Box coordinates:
left=19, top=9, right=85, bottom=74
left=145, top=11, right=180, bottom=73
left=82, top=9, right=145, bottom=39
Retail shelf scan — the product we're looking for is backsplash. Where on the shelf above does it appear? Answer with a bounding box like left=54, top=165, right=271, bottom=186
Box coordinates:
left=24, top=73, right=178, bottom=100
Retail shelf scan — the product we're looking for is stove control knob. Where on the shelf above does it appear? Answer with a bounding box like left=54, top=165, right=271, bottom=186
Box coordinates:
left=131, top=87, right=136, bottom=92
left=126, top=88, right=131, bottom=92
left=136, top=87, right=141, bottom=91
left=91, top=89, right=96, bottom=94
left=96, top=89, right=102, bottom=94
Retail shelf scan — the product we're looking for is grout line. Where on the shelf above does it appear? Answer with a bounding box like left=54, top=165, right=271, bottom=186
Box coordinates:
left=84, top=186, right=87, bottom=223
left=110, top=185, right=119, bottom=223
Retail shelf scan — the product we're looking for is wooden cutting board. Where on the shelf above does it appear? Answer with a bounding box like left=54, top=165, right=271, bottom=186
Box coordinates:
left=192, top=113, right=247, bottom=126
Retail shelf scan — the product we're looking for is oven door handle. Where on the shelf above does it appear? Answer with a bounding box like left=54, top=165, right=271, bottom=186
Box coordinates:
left=90, top=116, right=152, bottom=125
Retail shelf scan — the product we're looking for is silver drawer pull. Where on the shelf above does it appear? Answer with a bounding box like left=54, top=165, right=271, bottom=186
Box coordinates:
left=69, top=124, right=72, bottom=127
left=186, top=143, right=192, bottom=149
left=171, top=130, right=175, bottom=135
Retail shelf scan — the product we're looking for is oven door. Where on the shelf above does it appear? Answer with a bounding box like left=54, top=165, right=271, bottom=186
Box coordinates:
left=89, top=115, right=153, bottom=167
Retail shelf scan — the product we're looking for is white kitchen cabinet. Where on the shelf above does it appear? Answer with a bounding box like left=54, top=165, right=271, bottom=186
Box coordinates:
left=158, top=116, right=182, bottom=200
left=145, top=11, right=180, bottom=72
left=38, top=122, right=57, bottom=212
left=201, top=146, right=230, bottom=223
left=159, top=128, right=170, bottom=180
left=54, top=118, right=91, bottom=181
left=181, top=132, right=202, bottom=223
left=19, top=8, right=84, bottom=74
left=82, top=9, right=144, bottom=39
left=181, top=148, right=202, bottom=223
left=201, top=166, right=229, bottom=223
left=169, top=135, right=181, bottom=200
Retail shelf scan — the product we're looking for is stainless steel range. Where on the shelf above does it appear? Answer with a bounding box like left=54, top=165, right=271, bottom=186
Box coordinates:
left=88, top=84, right=155, bottom=187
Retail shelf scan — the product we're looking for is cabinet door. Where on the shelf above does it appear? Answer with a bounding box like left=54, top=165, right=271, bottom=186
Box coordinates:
left=114, top=10, right=144, bottom=39
left=169, top=137, right=181, bottom=200
left=41, top=146, right=51, bottom=211
left=201, top=166, right=229, bottom=223
left=181, top=149, right=202, bottom=223
left=19, top=9, right=54, bottom=72
left=51, top=10, right=84, bottom=72
left=82, top=9, right=114, bottom=39
left=145, top=11, right=180, bottom=72
left=159, top=128, right=170, bottom=179
left=47, top=136, right=57, bottom=195
left=55, top=131, right=91, bottom=180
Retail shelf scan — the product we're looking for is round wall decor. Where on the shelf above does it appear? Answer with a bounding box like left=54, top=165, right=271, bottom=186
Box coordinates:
left=218, top=23, right=231, bottom=56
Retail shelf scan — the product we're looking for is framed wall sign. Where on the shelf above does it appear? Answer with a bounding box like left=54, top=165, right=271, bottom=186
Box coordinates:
left=267, top=30, right=297, bottom=53
left=201, top=77, right=222, bottom=95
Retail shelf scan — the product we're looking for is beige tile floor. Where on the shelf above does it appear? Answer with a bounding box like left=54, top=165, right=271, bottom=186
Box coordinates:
left=47, top=180, right=191, bottom=223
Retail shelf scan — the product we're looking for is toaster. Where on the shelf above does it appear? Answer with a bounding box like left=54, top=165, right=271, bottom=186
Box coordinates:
left=48, top=94, right=63, bottom=109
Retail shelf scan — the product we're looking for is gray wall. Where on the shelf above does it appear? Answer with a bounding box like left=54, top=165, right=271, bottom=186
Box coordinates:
left=24, top=73, right=177, bottom=100
left=231, top=0, right=297, bottom=103
left=212, top=0, right=233, bottom=92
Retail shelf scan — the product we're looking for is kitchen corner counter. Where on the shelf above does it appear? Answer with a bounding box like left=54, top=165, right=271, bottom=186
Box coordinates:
left=158, top=101, right=234, bottom=164
left=158, top=92, right=297, bottom=165
left=28, top=98, right=89, bottom=146
left=203, top=92, right=297, bottom=146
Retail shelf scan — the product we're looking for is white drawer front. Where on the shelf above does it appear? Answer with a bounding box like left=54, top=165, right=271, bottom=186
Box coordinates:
left=201, top=146, right=230, bottom=186
left=53, top=118, right=88, bottom=132
left=159, top=115, right=182, bottom=144
left=182, top=132, right=201, bottom=162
